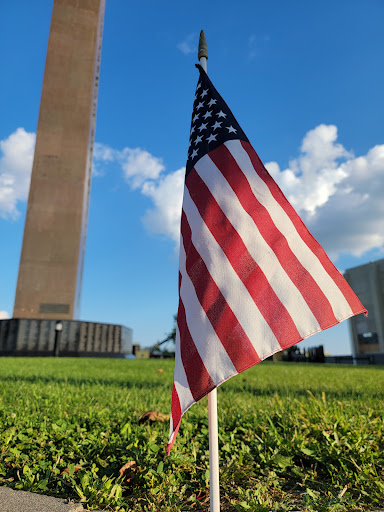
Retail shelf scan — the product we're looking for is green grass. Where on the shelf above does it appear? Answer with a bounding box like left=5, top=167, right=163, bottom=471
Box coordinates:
left=0, top=358, right=383, bottom=511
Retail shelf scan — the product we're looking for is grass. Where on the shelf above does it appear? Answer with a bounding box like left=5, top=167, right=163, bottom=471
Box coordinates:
left=0, top=358, right=383, bottom=511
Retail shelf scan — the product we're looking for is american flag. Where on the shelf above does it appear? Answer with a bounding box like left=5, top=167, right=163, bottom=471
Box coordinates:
left=167, top=64, right=366, bottom=453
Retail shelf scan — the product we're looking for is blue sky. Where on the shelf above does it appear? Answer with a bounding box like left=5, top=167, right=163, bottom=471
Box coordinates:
left=0, top=0, right=383, bottom=355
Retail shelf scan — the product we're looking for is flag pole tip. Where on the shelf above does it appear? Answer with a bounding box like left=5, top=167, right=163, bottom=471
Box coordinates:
left=198, top=30, right=208, bottom=60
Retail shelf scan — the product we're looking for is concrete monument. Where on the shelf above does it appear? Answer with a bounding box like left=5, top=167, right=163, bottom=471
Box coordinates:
left=13, top=0, right=105, bottom=320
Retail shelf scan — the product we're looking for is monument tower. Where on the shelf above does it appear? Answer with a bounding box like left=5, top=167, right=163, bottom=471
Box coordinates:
left=13, top=0, right=105, bottom=320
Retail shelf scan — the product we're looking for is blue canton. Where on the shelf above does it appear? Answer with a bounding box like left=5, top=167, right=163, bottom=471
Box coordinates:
left=186, top=64, right=248, bottom=175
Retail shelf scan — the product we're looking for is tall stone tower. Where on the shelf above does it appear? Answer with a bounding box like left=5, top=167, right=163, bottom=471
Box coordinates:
left=13, top=0, right=105, bottom=320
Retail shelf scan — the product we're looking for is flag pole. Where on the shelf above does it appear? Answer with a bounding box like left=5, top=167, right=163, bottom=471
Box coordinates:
left=198, top=30, right=220, bottom=512
left=208, top=388, right=220, bottom=511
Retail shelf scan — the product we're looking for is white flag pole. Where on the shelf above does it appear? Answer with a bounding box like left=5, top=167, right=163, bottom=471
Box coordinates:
left=208, top=388, right=220, bottom=511
left=198, top=30, right=220, bottom=512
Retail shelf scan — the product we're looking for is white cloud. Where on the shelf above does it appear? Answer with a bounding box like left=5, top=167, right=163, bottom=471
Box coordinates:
left=120, top=148, right=165, bottom=189
left=177, top=33, right=196, bottom=55
left=0, top=311, right=10, bottom=320
left=93, top=142, right=117, bottom=162
left=0, top=130, right=184, bottom=248
left=0, top=128, right=35, bottom=218
left=304, top=143, right=384, bottom=259
left=93, top=144, right=184, bottom=246
left=248, top=33, right=270, bottom=60
left=94, top=143, right=165, bottom=189
left=93, top=125, right=384, bottom=260
left=2, top=122, right=382, bottom=264
left=266, top=125, right=351, bottom=215
left=265, top=124, right=384, bottom=260
left=141, top=168, right=184, bottom=244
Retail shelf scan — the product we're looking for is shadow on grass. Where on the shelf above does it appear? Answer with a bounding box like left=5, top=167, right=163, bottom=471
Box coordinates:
left=220, top=382, right=384, bottom=400
left=0, top=374, right=170, bottom=390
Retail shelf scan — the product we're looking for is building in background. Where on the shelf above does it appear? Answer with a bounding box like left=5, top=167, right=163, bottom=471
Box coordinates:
left=344, top=259, right=384, bottom=359
left=0, top=318, right=132, bottom=357
left=13, top=0, right=105, bottom=320
left=132, top=345, right=151, bottom=359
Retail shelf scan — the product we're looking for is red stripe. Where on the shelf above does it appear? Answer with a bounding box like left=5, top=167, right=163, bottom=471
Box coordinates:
left=177, top=295, right=215, bottom=402
left=167, top=383, right=182, bottom=454
left=170, top=383, right=181, bottom=431
left=240, top=141, right=367, bottom=317
left=208, top=144, right=339, bottom=330
left=181, top=210, right=261, bottom=370
left=185, top=173, right=302, bottom=348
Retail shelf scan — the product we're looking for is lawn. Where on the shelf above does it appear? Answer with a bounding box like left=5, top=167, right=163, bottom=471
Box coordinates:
left=0, top=358, right=383, bottom=511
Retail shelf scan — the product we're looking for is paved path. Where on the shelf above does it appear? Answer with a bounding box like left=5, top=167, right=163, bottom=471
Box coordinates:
left=1, top=486, right=383, bottom=512
left=0, top=486, right=103, bottom=512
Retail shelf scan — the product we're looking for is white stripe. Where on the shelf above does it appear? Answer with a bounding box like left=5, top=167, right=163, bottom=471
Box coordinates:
left=179, top=238, right=237, bottom=384
left=168, top=412, right=174, bottom=440
left=194, top=156, right=321, bottom=338
left=173, top=327, right=194, bottom=413
left=225, top=139, right=354, bottom=321
left=182, top=186, right=280, bottom=359
left=168, top=413, right=179, bottom=446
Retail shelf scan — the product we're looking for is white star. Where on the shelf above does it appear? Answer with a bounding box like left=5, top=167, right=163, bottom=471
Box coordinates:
left=191, top=148, right=199, bottom=159
left=198, top=122, right=207, bottom=132
left=193, top=113, right=199, bottom=122
left=226, top=125, right=237, bottom=133
left=217, top=110, right=227, bottom=118
left=196, top=101, right=204, bottom=110
left=208, top=98, right=217, bottom=107
left=196, top=81, right=202, bottom=90
left=212, top=121, right=222, bottom=130
left=195, top=135, right=203, bottom=144
left=207, top=133, right=217, bottom=143
left=201, top=89, right=208, bottom=98
left=203, top=110, right=212, bottom=119
left=190, top=125, right=195, bottom=135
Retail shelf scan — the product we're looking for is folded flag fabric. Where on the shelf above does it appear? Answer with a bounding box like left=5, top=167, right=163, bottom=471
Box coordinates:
left=167, top=64, right=367, bottom=453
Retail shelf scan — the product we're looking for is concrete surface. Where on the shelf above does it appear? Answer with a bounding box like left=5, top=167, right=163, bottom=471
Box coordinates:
left=1, top=486, right=383, bottom=512
left=0, top=486, right=103, bottom=512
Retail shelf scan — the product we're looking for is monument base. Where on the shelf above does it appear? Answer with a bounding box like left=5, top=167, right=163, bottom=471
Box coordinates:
left=0, top=318, right=132, bottom=358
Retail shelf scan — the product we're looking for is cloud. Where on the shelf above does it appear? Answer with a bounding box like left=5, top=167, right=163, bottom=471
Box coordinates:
left=92, top=142, right=117, bottom=176
left=0, top=311, right=10, bottom=320
left=94, top=143, right=165, bottom=189
left=266, top=125, right=351, bottom=216
left=304, top=144, right=384, bottom=259
left=3, top=123, right=377, bottom=261
left=93, top=144, right=184, bottom=246
left=120, top=148, right=165, bottom=189
left=248, top=33, right=270, bottom=60
left=0, top=131, right=182, bottom=247
left=265, top=124, right=384, bottom=260
left=141, top=168, right=184, bottom=244
left=177, top=33, right=196, bottom=55
left=94, top=125, right=383, bottom=260
left=0, top=128, right=35, bottom=218
left=93, top=142, right=117, bottom=163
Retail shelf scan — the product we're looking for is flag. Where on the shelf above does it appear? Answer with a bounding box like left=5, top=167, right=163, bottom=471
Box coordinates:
left=167, top=64, right=366, bottom=453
